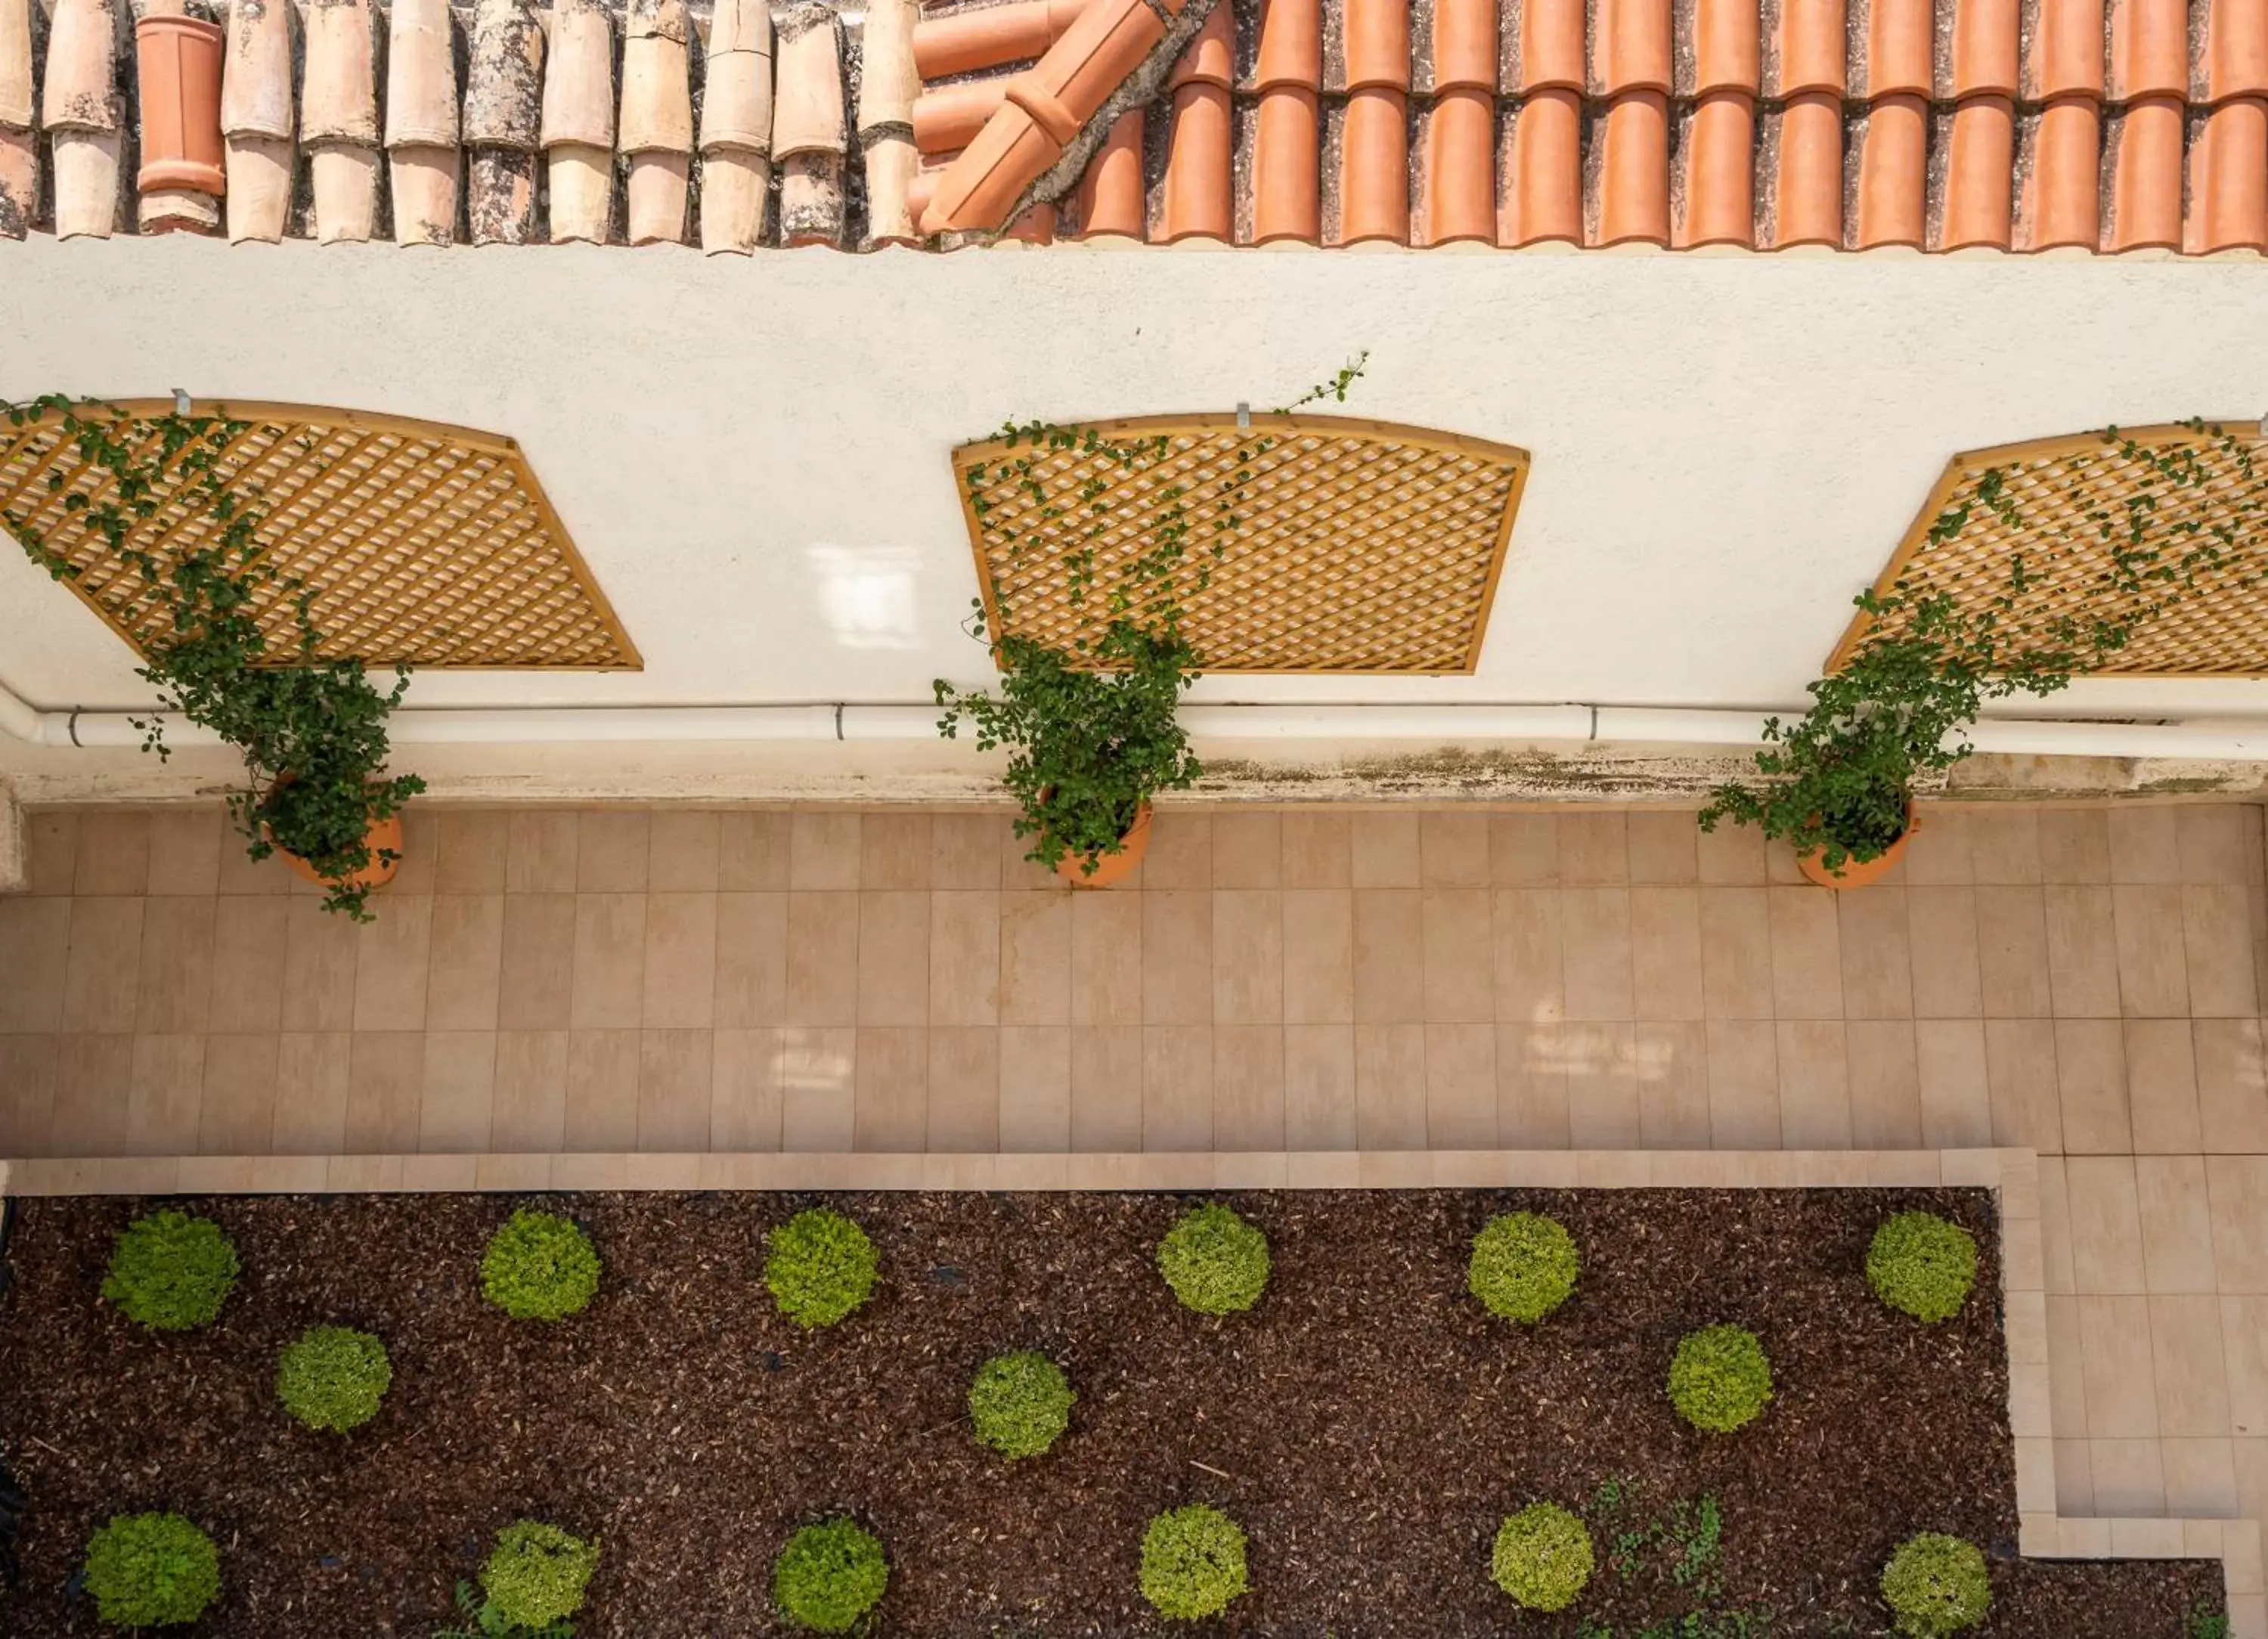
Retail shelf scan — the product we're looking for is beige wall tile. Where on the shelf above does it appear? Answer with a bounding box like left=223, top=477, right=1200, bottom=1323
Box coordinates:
left=2067, top=1157, right=2149, bottom=1293
left=1905, top=888, right=1982, bottom=1018
left=929, top=891, right=1002, bottom=1027
left=646, top=811, right=721, bottom=892
left=999, top=1024, right=1070, bottom=1151
left=563, top=1028, right=640, bottom=1151
left=1139, top=813, right=1210, bottom=890
left=577, top=811, right=651, bottom=893
left=931, top=814, right=1005, bottom=890
left=490, top=1030, right=569, bottom=1151
left=1350, top=813, right=1419, bottom=887
left=2088, top=1437, right=2167, bottom=1513
left=2081, top=1294, right=2162, bottom=1436
left=73, top=813, right=151, bottom=897
left=2053, top=1437, right=2093, bottom=1512
left=24, top=811, right=78, bottom=897
left=2044, top=886, right=2124, bottom=1017
left=50, top=1033, right=132, bottom=1152
left=504, top=811, right=578, bottom=892
left=2127, top=1018, right=2204, bottom=1152
left=2186, top=884, right=2260, bottom=1017
left=926, top=1027, right=999, bottom=1150
left=779, top=1026, right=856, bottom=1150
left=2138, top=1154, right=2222, bottom=1294
left=2213, top=1157, right=2268, bottom=1293
left=423, top=894, right=504, bottom=1032
left=1142, top=890, right=1212, bottom=1024
left=270, top=1033, right=350, bottom=1154
left=2199, top=1020, right=2268, bottom=1154
left=134, top=895, right=215, bottom=1033
left=1491, top=888, right=1563, bottom=1026
left=1836, top=888, right=1913, bottom=1019
left=2056, top=1018, right=2133, bottom=1154
left=2110, top=806, right=2183, bottom=885
left=859, top=813, right=931, bottom=890
left=1213, top=813, right=1283, bottom=888
left=1489, top=814, right=1559, bottom=885
left=434, top=810, right=509, bottom=894
left=1142, top=1024, right=1213, bottom=1151
left=569, top=893, right=646, bottom=1030
left=419, top=1031, right=497, bottom=1154
left=1420, top=887, right=1492, bottom=1023
left=1212, top=890, right=1284, bottom=1025
left=1281, top=813, right=1352, bottom=887
left=1768, top=887, right=1845, bottom=1019
left=2115, top=884, right=2192, bottom=1017
left=1215, top=1024, right=1287, bottom=1150
left=1284, top=1024, right=1357, bottom=1148
left=715, top=891, right=789, bottom=1027
left=1069, top=891, right=1142, bottom=1027
left=197, top=1033, right=277, bottom=1154
left=1424, top=1021, right=1498, bottom=1147
left=790, top=813, right=862, bottom=890
left=144, top=810, right=221, bottom=895
left=1630, top=888, right=1704, bottom=1021
left=1418, top=813, right=1488, bottom=887
left=1352, top=888, right=1425, bottom=1024
left=1847, top=1019, right=1923, bottom=1148
left=60, top=897, right=141, bottom=1033
left=849, top=893, right=930, bottom=1030
left=1627, top=813, right=1699, bottom=885
left=345, top=1032, right=423, bottom=1153
left=279, top=895, right=361, bottom=1031
left=1969, top=810, right=2044, bottom=885
left=854, top=1026, right=929, bottom=1151
left=1496, top=1023, right=1572, bottom=1147
left=1070, top=1025, right=1143, bottom=1151
left=1706, top=1019, right=1780, bottom=1148
left=1560, top=1022, right=1640, bottom=1147
left=1281, top=889, right=1354, bottom=1025
left=2050, top=1294, right=2088, bottom=1435
left=719, top=813, right=792, bottom=890
left=1560, top=813, right=1629, bottom=886
left=1777, top=1020, right=1852, bottom=1148
left=1634, top=1020, right=1711, bottom=1147
left=1699, top=888, right=1774, bottom=1018
left=1356, top=1021, right=1427, bottom=1149
left=784, top=890, right=860, bottom=1025
left=2226, top=1297, right=2268, bottom=1438
left=494, top=893, right=575, bottom=1031
left=1975, top=886, right=2054, bottom=1018
left=641, top=893, right=717, bottom=1029
left=0, top=1036, right=60, bottom=1156
left=711, top=1027, right=783, bottom=1151
left=1694, top=820, right=1765, bottom=886
left=2040, top=1156, right=2078, bottom=1294
left=996, top=890, right=1070, bottom=1025
left=2154, top=1294, right=2235, bottom=1435
left=200, top=897, right=287, bottom=1034
left=2178, top=806, right=2254, bottom=885
left=638, top=1027, right=714, bottom=1151
left=1902, top=810, right=1974, bottom=884
left=1984, top=1018, right=2064, bottom=1152
left=2039, top=808, right=2112, bottom=883
left=1916, top=1019, right=1992, bottom=1148
left=2163, top=1437, right=2240, bottom=1516
left=1560, top=888, right=1634, bottom=1021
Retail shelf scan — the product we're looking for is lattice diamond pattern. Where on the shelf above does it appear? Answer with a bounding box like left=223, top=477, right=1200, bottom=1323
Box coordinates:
left=0, top=403, right=638, bottom=670
left=1832, top=423, right=2268, bottom=677
left=953, top=415, right=1529, bottom=674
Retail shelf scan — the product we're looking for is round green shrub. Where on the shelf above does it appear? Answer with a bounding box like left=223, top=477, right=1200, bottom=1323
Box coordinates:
left=101, top=1210, right=238, bottom=1331
left=1469, top=1212, right=1581, bottom=1323
left=765, top=1209, right=878, bottom=1328
left=276, top=1325, right=392, bottom=1433
left=1491, top=1502, right=1594, bottom=1613
left=773, top=1518, right=888, bottom=1634
left=480, top=1209, right=600, bottom=1321
left=1156, top=1204, right=1269, bottom=1316
left=480, top=1520, right=600, bottom=1630
left=1868, top=1212, right=1979, bottom=1324
left=968, top=1350, right=1075, bottom=1460
left=1141, top=1504, right=1248, bottom=1621
left=1668, top=1325, right=1774, bottom=1433
left=83, top=1512, right=220, bottom=1628
left=1881, top=1532, right=1992, bottom=1637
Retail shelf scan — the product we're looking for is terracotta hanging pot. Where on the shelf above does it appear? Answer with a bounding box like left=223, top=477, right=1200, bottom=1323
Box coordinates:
left=1052, top=801, right=1151, bottom=890
left=1797, top=802, right=1916, bottom=891
left=270, top=804, right=405, bottom=896
left=135, top=14, right=225, bottom=197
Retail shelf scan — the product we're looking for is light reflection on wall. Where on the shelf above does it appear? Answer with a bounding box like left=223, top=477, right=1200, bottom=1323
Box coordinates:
left=807, top=544, right=920, bottom=651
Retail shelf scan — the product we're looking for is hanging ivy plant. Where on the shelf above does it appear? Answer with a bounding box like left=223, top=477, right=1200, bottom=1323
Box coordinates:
left=936, top=358, right=1368, bottom=876
left=1703, top=420, right=2268, bottom=872
left=2, top=395, right=423, bottom=920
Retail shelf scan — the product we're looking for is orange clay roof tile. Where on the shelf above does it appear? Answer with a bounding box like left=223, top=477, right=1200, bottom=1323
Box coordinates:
left=1692, top=0, right=1759, bottom=94
left=2108, top=93, right=2184, bottom=248
left=2019, top=94, right=2102, bottom=249
left=1077, top=105, right=1147, bottom=233
left=1939, top=93, right=2015, bottom=248
left=1498, top=84, right=1581, bottom=243
left=2027, top=0, right=2105, bottom=99
left=1256, top=0, right=1325, bottom=88
left=1516, top=0, right=1588, bottom=91
left=2109, top=0, right=2188, bottom=98
left=1676, top=88, right=1756, bottom=246
left=2204, top=0, right=2268, bottom=104
left=2188, top=95, right=2268, bottom=250
left=1771, top=88, right=1843, bottom=244
left=1768, top=0, right=1845, bottom=98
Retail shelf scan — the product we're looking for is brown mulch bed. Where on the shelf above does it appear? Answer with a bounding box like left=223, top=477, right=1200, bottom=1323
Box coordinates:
left=0, top=1188, right=2223, bottom=1637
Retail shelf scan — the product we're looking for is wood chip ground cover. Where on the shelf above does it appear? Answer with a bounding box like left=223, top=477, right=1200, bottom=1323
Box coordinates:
left=0, top=1188, right=2223, bottom=1636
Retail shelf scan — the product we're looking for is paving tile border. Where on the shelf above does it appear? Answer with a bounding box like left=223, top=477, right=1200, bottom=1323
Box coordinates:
left=2, top=1148, right=2259, bottom=1634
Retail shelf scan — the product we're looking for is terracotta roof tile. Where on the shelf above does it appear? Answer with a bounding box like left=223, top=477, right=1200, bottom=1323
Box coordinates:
left=1253, top=86, right=1324, bottom=237
left=1421, top=85, right=1498, bottom=240
left=1591, top=88, right=1668, bottom=243
left=1693, top=0, right=1761, bottom=95
left=2107, top=92, right=2185, bottom=246
left=1433, top=0, right=1501, bottom=90
left=1077, top=106, right=1149, bottom=233
left=1162, top=8, right=1235, bottom=240
left=1592, top=0, right=1673, bottom=96
left=2204, top=0, right=2268, bottom=104
left=1337, top=85, right=1411, bottom=240
left=914, top=0, right=1097, bottom=80
left=1771, top=87, right=1845, bottom=243
left=2026, top=0, right=2104, bottom=100
left=1498, top=82, right=1582, bottom=241
left=1950, top=0, right=2019, bottom=98
left=1257, top=0, right=1327, bottom=86
left=1515, top=0, right=1589, bottom=91
left=2109, top=0, right=2187, bottom=98
left=1854, top=90, right=1928, bottom=244
left=1938, top=92, right=2015, bottom=247
left=1770, top=0, right=1848, bottom=97
left=2188, top=95, right=2268, bottom=249
left=2016, top=94, right=2102, bottom=249
left=1675, top=88, right=1757, bottom=244
left=1860, top=0, right=1933, bottom=97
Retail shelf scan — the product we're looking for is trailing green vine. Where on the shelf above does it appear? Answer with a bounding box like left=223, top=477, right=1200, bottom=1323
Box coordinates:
left=1703, top=418, right=2268, bottom=871
left=2, top=395, right=423, bottom=919
left=936, top=356, right=1368, bottom=875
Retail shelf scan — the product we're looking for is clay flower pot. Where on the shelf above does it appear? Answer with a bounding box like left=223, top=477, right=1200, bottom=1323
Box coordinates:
left=274, top=809, right=405, bottom=896
left=1797, top=803, right=1916, bottom=891
left=135, top=14, right=225, bottom=194
left=1053, top=801, right=1151, bottom=889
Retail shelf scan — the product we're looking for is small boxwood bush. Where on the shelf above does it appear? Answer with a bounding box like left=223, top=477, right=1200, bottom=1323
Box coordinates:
left=1881, top=1532, right=1992, bottom=1637
left=1868, top=1212, right=1979, bottom=1324
left=773, top=1518, right=888, bottom=1633
left=481, top=1210, right=600, bottom=1321
left=1139, top=1504, right=1249, bottom=1620
left=765, top=1209, right=879, bottom=1328
left=968, top=1350, right=1075, bottom=1460
left=1470, top=1212, right=1581, bottom=1323
left=1156, top=1204, right=1269, bottom=1316
left=1491, top=1501, right=1594, bottom=1613
left=480, top=1520, right=600, bottom=1630
left=102, top=1210, right=238, bottom=1331
left=83, top=1512, right=220, bottom=1628
left=277, top=1325, right=393, bottom=1433
left=1668, top=1325, right=1774, bottom=1433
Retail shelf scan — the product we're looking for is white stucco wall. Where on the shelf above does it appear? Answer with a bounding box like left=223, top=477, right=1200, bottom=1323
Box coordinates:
left=6, top=235, right=2268, bottom=727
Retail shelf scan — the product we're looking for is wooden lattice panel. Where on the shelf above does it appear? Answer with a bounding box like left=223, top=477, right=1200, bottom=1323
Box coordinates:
left=0, top=401, right=639, bottom=670
left=1830, top=421, right=2268, bottom=677
left=953, top=414, right=1529, bottom=674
